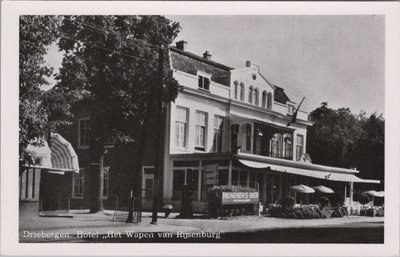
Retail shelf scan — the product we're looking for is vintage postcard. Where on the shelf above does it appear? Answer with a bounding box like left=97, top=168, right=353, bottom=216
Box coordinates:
left=1, top=1, right=399, bottom=256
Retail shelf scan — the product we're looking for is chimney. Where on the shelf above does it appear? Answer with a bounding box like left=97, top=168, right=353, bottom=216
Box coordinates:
left=175, top=40, right=187, bottom=51
left=246, top=60, right=252, bottom=67
left=203, top=51, right=212, bottom=60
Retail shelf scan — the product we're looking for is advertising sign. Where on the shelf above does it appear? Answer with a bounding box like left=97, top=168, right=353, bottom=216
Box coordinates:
left=221, top=191, right=259, bottom=205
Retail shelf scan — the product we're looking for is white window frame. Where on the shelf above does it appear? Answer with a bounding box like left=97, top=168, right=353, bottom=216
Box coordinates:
left=175, top=106, right=189, bottom=149
left=78, top=118, right=90, bottom=149
left=195, top=111, right=208, bottom=151
left=296, top=134, right=304, bottom=161
left=212, top=115, right=224, bottom=152
left=240, top=83, right=245, bottom=101
left=197, top=72, right=211, bottom=91
left=72, top=168, right=85, bottom=199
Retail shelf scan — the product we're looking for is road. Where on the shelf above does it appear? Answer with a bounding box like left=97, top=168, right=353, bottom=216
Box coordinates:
left=64, top=221, right=383, bottom=243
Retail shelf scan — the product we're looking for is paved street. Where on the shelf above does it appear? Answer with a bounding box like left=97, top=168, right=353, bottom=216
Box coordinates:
left=19, top=210, right=384, bottom=243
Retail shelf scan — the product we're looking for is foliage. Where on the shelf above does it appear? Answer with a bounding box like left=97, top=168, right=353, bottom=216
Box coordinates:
left=57, top=15, right=181, bottom=212
left=307, top=103, right=384, bottom=185
left=279, top=196, right=295, bottom=210
left=329, top=193, right=344, bottom=207
left=359, top=193, right=371, bottom=205
left=19, top=16, right=63, bottom=167
left=317, top=196, right=330, bottom=208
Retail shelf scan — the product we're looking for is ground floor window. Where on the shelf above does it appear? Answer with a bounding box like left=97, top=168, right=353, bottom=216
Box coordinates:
left=172, top=169, right=199, bottom=201
left=142, top=167, right=154, bottom=199
left=72, top=168, right=85, bottom=198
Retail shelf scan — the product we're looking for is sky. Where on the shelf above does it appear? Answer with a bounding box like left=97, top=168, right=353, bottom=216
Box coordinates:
left=45, top=15, right=385, bottom=115
left=168, top=15, right=385, bottom=115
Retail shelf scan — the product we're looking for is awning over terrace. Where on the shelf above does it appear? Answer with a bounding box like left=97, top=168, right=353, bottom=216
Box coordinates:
left=25, top=133, right=79, bottom=174
left=237, top=153, right=379, bottom=184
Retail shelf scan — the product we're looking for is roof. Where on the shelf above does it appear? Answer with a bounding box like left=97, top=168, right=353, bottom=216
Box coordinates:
left=170, top=46, right=232, bottom=86
left=273, top=85, right=290, bottom=105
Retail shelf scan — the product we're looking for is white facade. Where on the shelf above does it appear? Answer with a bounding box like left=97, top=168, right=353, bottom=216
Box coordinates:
left=161, top=45, right=315, bottom=211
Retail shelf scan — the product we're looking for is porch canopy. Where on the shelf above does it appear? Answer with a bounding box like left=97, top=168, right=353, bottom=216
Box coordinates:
left=25, top=133, right=79, bottom=173
left=237, top=152, right=379, bottom=184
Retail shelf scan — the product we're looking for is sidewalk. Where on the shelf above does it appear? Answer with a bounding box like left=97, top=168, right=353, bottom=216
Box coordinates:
left=19, top=210, right=384, bottom=242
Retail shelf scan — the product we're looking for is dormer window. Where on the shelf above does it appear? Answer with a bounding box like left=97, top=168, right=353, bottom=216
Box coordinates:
left=198, top=75, right=210, bottom=91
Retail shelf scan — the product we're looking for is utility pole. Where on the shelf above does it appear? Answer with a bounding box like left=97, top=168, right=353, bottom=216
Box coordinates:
left=151, top=46, right=164, bottom=224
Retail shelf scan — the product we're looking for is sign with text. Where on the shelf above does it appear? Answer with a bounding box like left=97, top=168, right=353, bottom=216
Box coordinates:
left=221, top=191, right=259, bottom=205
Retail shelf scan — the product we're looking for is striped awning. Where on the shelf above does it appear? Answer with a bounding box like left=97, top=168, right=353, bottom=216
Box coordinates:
left=238, top=157, right=380, bottom=184
left=25, top=133, right=79, bottom=173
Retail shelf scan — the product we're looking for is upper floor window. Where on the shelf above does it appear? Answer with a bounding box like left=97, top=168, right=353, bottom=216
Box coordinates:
left=283, top=134, right=293, bottom=159
left=234, top=81, right=238, bottom=99
left=245, top=124, right=252, bottom=151
left=195, top=111, right=207, bottom=151
left=240, top=83, right=245, bottom=101
left=72, top=168, right=85, bottom=198
left=212, top=115, right=224, bottom=152
left=231, top=124, right=240, bottom=152
left=198, top=75, right=210, bottom=91
left=175, top=107, right=188, bottom=148
left=270, top=133, right=283, bottom=158
left=78, top=118, right=90, bottom=148
left=267, top=92, right=273, bottom=110
left=262, top=91, right=267, bottom=108
left=254, top=88, right=259, bottom=106
left=296, top=135, right=304, bottom=161
left=248, top=86, right=253, bottom=104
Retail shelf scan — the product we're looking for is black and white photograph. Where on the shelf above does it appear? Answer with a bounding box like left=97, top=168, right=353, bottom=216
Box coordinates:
left=1, top=1, right=399, bottom=256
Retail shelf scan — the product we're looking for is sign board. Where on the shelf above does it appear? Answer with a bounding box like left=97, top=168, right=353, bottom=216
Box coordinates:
left=221, top=191, right=259, bottom=205
left=204, top=164, right=218, bottom=185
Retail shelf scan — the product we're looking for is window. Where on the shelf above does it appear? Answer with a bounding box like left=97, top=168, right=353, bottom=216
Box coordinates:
left=142, top=167, right=154, bottom=199
left=254, top=88, right=259, bottom=106
left=195, top=111, right=207, bottom=151
left=240, top=83, right=245, bottom=101
left=267, top=92, right=273, bottom=110
left=248, top=86, right=253, bottom=104
left=78, top=118, right=90, bottom=148
left=104, top=135, right=114, bottom=147
left=245, top=124, right=252, bottom=151
left=103, top=167, right=110, bottom=198
left=198, top=75, right=210, bottom=90
left=262, top=91, right=267, bottom=108
left=172, top=169, right=199, bottom=200
left=72, top=168, right=85, bottom=198
left=270, top=133, right=283, bottom=158
left=283, top=134, right=293, bottom=159
left=231, top=124, right=240, bottom=152
left=212, top=115, right=224, bottom=152
left=296, top=135, right=304, bottom=161
left=175, top=107, right=188, bottom=148
left=234, top=81, right=238, bottom=99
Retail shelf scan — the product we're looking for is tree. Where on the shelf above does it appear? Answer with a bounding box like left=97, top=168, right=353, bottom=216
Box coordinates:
left=19, top=16, right=60, bottom=168
left=356, top=113, right=384, bottom=185
left=57, top=16, right=180, bottom=213
left=307, top=103, right=385, bottom=188
left=307, top=102, right=362, bottom=168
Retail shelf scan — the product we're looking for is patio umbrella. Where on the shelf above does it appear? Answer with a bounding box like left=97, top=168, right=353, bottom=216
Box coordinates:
left=365, top=190, right=384, bottom=197
left=290, top=184, right=315, bottom=194
left=312, top=185, right=334, bottom=194
left=376, top=191, right=385, bottom=197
